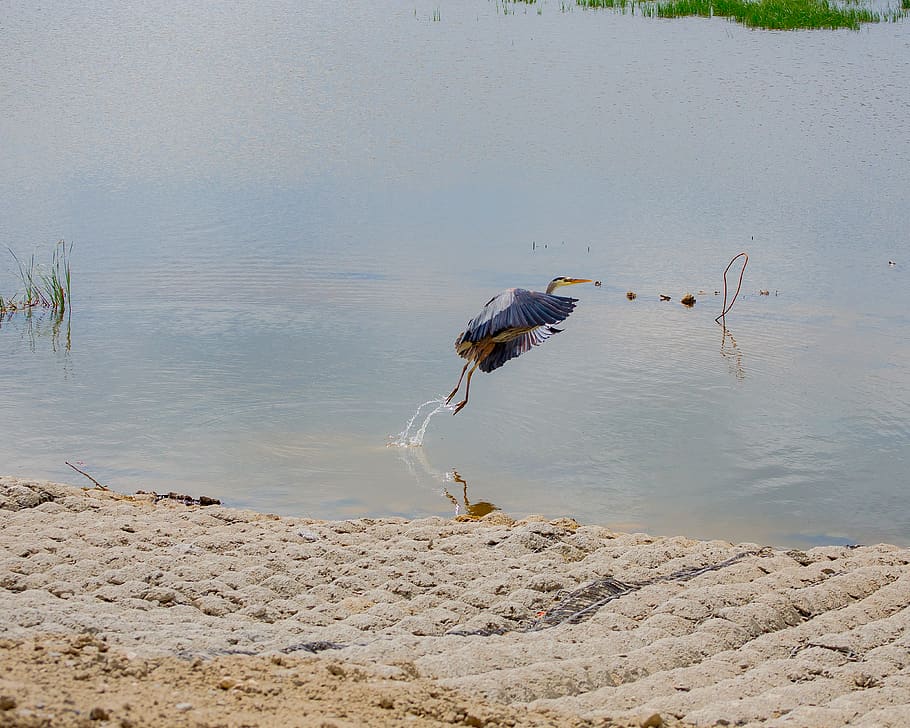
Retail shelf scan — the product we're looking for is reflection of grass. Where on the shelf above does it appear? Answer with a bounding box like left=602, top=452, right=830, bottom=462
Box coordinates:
left=578, top=0, right=905, bottom=28
left=0, top=241, right=72, bottom=315
left=1, top=306, right=72, bottom=354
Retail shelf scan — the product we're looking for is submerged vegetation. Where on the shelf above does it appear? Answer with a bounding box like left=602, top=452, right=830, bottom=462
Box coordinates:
left=504, top=0, right=906, bottom=28
left=0, top=241, right=72, bottom=316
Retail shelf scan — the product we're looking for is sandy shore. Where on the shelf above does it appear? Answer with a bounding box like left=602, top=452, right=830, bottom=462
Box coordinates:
left=1, top=476, right=909, bottom=727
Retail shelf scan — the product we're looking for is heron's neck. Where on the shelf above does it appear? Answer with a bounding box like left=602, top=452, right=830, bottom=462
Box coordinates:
left=546, top=282, right=557, bottom=294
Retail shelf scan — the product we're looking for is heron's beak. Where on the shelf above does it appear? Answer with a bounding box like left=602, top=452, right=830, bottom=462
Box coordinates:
left=547, top=277, right=596, bottom=294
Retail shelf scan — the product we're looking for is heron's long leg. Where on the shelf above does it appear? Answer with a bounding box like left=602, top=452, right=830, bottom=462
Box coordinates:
left=452, top=361, right=480, bottom=415
left=446, top=360, right=471, bottom=404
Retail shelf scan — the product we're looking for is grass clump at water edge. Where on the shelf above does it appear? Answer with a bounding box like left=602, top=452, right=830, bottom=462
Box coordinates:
left=0, top=241, right=72, bottom=316
left=578, top=0, right=906, bottom=28
left=657, top=0, right=878, bottom=29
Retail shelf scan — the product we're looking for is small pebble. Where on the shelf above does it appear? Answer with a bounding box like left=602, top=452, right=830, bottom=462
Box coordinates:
left=89, top=706, right=110, bottom=721
left=641, top=712, right=663, bottom=727
left=175, top=702, right=193, bottom=712
left=0, top=695, right=16, bottom=711
left=217, top=678, right=237, bottom=690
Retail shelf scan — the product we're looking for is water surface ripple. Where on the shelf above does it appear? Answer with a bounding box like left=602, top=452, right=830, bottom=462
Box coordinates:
left=1, top=1, right=909, bottom=547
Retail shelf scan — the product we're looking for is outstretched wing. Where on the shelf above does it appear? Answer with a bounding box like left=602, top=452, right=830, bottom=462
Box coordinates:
left=455, top=288, right=578, bottom=347
left=478, top=325, right=564, bottom=372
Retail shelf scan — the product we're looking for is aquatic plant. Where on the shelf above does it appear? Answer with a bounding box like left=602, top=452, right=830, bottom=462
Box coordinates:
left=0, top=241, right=72, bottom=315
left=656, top=0, right=879, bottom=29
left=578, top=0, right=905, bottom=28
left=496, top=0, right=540, bottom=13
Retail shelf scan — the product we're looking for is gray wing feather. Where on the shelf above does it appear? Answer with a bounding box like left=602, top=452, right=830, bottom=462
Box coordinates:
left=478, top=326, right=563, bottom=372
left=456, top=288, right=578, bottom=345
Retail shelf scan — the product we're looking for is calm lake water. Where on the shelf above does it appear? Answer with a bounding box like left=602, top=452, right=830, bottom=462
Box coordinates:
left=2, top=1, right=909, bottom=548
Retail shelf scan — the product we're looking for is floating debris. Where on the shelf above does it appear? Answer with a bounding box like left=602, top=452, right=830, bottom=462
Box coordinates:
left=593, top=280, right=602, bottom=287
left=136, top=491, right=221, bottom=507
left=759, top=289, right=770, bottom=296
left=626, top=290, right=637, bottom=300
left=888, top=260, right=896, bottom=267
left=659, top=294, right=671, bottom=301
left=681, top=293, right=696, bottom=307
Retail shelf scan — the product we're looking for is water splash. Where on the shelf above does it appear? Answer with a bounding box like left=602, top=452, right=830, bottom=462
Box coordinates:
left=388, top=396, right=455, bottom=448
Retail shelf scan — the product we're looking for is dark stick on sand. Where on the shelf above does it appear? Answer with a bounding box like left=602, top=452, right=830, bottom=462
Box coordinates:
left=65, top=461, right=109, bottom=490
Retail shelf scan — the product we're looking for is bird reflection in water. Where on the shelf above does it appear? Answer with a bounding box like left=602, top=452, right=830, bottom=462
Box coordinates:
left=394, top=446, right=498, bottom=520
left=443, top=470, right=498, bottom=521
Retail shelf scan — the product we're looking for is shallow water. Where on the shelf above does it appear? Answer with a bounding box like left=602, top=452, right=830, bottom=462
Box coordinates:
left=2, top=1, right=909, bottom=547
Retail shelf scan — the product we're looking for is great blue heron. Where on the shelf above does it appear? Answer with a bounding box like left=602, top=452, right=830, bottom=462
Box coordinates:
left=446, top=276, right=593, bottom=414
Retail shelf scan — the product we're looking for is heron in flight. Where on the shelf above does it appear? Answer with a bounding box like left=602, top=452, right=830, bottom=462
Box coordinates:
left=446, top=276, right=593, bottom=415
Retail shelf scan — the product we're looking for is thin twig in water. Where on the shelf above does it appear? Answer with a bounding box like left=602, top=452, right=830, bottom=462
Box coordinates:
left=715, top=251, right=749, bottom=324
left=65, top=461, right=109, bottom=490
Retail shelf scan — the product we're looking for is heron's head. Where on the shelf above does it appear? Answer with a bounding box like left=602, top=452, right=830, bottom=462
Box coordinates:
left=546, top=276, right=593, bottom=294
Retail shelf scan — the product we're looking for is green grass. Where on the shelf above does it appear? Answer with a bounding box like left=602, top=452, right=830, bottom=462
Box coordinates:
left=0, top=241, right=72, bottom=316
left=657, top=0, right=877, bottom=28
left=578, top=0, right=906, bottom=28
